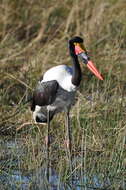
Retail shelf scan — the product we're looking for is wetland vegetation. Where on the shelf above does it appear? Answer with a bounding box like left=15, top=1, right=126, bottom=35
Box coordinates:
left=0, top=0, right=126, bottom=189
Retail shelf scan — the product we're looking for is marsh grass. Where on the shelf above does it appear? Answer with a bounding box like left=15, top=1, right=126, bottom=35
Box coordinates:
left=0, top=0, right=126, bottom=189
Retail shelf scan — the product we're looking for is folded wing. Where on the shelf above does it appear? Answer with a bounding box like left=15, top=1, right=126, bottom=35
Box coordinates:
left=31, top=80, right=59, bottom=111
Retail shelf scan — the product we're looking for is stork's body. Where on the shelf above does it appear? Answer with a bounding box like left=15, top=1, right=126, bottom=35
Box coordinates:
left=32, top=65, right=78, bottom=123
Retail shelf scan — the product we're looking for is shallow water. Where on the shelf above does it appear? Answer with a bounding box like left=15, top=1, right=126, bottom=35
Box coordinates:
left=0, top=168, right=111, bottom=190
left=0, top=137, right=125, bottom=190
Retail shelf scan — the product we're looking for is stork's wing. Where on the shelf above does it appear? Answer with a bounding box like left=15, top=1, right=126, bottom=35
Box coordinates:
left=31, top=80, right=59, bottom=111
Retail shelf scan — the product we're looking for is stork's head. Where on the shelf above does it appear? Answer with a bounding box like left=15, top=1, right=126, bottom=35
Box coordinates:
left=69, top=36, right=103, bottom=80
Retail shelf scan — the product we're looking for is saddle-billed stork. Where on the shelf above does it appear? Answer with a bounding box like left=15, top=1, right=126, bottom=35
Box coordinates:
left=31, top=36, right=103, bottom=177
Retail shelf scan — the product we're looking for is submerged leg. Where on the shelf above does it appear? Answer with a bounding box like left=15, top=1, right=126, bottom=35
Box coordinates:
left=66, top=110, right=73, bottom=174
left=46, top=110, right=50, bottom=181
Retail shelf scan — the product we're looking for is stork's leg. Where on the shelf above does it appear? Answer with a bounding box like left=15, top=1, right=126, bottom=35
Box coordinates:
left=46, top=110, right=50, bottom=181
left=66, top=110, right=73, bottom=175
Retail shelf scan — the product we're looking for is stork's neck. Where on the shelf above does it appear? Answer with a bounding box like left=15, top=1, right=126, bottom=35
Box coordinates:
left=69, top=43, right=82, bottom=86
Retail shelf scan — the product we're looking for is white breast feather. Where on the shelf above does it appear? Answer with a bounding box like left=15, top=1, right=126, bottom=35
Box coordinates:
left=42, top=65, right=76, bottom=92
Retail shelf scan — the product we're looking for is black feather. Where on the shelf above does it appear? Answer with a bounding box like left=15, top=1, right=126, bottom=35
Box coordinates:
left=31, top=80, right=59, bottom=111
